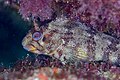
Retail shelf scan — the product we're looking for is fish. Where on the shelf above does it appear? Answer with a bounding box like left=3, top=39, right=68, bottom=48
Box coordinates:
left=22, top=17, right=120, bottom=65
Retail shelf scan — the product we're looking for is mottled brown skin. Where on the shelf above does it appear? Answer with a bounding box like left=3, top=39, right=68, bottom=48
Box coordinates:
left=22, top=18, right=120, bottom=65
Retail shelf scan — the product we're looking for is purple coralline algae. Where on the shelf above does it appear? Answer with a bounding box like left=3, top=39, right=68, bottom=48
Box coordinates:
left=55, top=0, right=120, bottom=38
left=19, top=0, right=53, bottom=21
left=2, top=0, right=120, bottom=80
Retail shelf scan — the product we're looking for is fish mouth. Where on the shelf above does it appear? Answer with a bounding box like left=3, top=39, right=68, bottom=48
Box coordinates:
left=23, top=45, right=36, bottom=51
left=23, top=44, right=45, bottom=54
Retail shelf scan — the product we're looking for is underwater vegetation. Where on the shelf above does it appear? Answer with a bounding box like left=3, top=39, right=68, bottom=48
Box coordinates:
left=56, top=0, right=120, bottom=39
left=19, top=0, right=53, bottom=21
left=15, top=0, right=120, bottom=38
left=1, top=0, right=120, bottom=79
left=0, top=56, right=120, bottom=80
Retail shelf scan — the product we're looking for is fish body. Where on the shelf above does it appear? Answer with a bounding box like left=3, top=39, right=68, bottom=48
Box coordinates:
left=22, top=17, right=120, bottom=64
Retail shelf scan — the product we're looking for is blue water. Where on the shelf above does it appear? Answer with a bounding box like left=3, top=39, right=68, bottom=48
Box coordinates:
left=0, top=3, right=34, bottom=68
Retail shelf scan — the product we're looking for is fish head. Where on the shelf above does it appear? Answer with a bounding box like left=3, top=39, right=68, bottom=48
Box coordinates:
left=22, top=27, right=47, bottom=54
left=22, top=18, right=70, bottom=61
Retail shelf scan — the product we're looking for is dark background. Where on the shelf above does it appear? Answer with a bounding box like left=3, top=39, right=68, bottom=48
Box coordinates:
left=0, top=2, right=33, bottom=67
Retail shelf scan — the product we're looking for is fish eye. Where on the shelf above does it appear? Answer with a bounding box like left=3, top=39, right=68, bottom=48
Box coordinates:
left=32, top=32, right=42, bottom=41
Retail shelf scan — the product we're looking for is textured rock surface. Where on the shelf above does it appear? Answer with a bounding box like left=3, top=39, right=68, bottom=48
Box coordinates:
left=53, top=0, right=120, bottom=38
left=19, top=0, right=53, bottom=21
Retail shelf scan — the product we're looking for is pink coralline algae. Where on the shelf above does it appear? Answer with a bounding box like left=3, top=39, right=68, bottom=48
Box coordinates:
left=19, top=0, right=53, bottom=21
left=1, top=61, right=120, bottom=80
left=57, top=0, right=120, bottom=38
